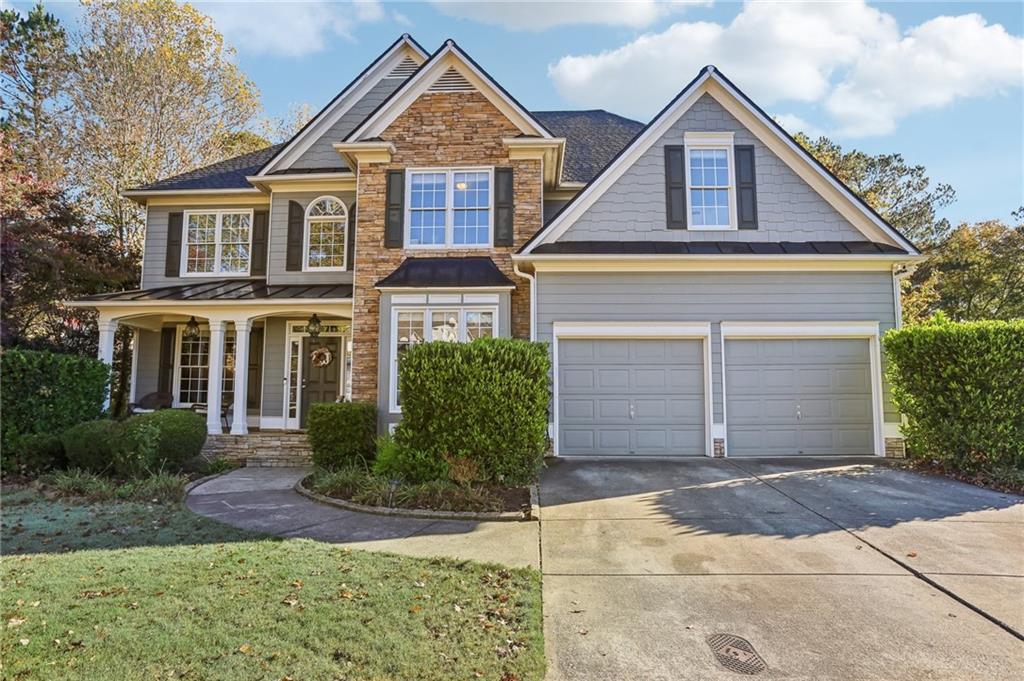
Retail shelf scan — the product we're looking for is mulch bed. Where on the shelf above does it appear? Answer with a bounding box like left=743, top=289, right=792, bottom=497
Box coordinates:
left=898, top=459, right=1024, bottom=496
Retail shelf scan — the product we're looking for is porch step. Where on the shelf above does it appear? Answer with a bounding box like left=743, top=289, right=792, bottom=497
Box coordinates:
left=201, top=432, right=313, bottom=468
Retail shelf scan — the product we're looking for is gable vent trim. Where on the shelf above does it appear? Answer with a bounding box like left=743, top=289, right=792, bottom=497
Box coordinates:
left=387, top=55, right=420, bottom=79
left=428, top=67, right=474, bottom=93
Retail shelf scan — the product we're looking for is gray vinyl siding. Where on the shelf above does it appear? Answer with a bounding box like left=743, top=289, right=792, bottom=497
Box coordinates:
left=377, top=290, right=513, bottom=431
left=289, top=78, right=404, bottom=170
left=536, top=271, right=899, bottom=424
left=141, top=204, right=268, bottom=289
left=133, top=329, right=162, bottom=397
left=268, top=191, right=356, bottom=285
left=261, top=318, right=287, bottom=418
left=557, top=94, right=866, bottom=243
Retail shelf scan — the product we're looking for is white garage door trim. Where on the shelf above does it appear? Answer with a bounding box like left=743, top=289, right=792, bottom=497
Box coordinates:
left=552, top=322, right=714, bottom=458
left=720, top=321, right=884, bottom=457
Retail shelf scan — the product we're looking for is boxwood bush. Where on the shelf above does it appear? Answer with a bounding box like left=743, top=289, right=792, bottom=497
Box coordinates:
left=372, top=434, right=449, bottom=484
left=395, top=337, right=550, bottom=486
left=61, top=420, right=121, bottom=474
left=10, top=433, right=66, bottom=476
left=307, top=401, right=377, bottom=469
left=113, top=410, right=207, bottom=477
left=1, top=349, right=109, bottom=457
left=883, top=316, right=1023, bottom=473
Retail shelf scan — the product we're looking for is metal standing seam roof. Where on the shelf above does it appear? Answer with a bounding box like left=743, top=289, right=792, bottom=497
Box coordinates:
left=375, top=257, right=514, bottom=288
left=528, top=241, right=909, bottom=256
left=78, top=280, right=353, bottom=303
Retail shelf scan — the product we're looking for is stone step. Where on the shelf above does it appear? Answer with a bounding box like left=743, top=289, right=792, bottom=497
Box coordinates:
left=201, top=431, right=313, bottom=466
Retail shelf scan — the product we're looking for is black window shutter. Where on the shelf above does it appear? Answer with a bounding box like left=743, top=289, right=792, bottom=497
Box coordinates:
left=735, top=145, right=758, bottom=230
left=251, top=209, right=268, bottom=275
left=286, top=200, right=304, bottom=271
left=346, top=202, right=357, bottom=271
left=165, top=212, right=183, bottom=276
left=664, top=146, right=687, bottom=229
left=494, top=167, right=514, bottom=246
left=157, top=327, right=175, bottom=394
left=384, top=170, right=404, bottom=248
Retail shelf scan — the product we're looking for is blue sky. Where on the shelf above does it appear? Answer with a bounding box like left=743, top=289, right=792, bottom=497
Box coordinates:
left=33, top=1, right=1024, bottom=225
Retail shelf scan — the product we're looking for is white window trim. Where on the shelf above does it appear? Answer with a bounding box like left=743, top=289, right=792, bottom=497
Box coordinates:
left=404, top=167, right=494, bottom=249
left=180, top=208, right=254, bottom=277
left=683, top=132, right=737, bottom=231
left=171, top=323, right=236, bottom=408
left=303, top=195, right=349, bottom=272
left=389, top=305, right=499, bottom=413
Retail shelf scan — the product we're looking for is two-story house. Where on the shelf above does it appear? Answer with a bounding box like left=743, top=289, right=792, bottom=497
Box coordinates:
left=71, top=35, right=920, bottom=461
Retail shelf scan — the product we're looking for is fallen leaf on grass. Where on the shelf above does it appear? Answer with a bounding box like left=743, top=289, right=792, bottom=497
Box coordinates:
left=238, top=643, right=254, bottom=655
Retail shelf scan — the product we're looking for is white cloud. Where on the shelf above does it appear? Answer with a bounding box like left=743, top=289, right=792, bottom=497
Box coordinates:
left=198, top=0, right=387, bottom=57
left=431, top=0, right=711, bottom=31
left=548, top=1, right=1023, bottom=137
left=774, top=114, right=825, bottom=139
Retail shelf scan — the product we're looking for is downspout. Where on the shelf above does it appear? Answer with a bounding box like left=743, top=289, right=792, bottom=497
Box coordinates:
left=512, top=261, right=536, bottom=341
left=892, top=263, right=916, bottom=328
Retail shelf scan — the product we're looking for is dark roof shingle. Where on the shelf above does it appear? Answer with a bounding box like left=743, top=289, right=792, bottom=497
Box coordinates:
left=533, top=110, right=645, bottom=183
left=132, top=145, right=283, bottom=192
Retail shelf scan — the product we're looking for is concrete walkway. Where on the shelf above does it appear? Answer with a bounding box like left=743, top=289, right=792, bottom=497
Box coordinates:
left=188, top=460, right=1024, bottom=680
left=186, top=467, right=539, bottom=568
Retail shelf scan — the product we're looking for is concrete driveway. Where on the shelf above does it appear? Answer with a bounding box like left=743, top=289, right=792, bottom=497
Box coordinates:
left=539, top=458, right=1024, bottom=681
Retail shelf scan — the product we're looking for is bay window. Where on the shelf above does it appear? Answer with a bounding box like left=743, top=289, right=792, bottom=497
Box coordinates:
left=182, top=209, right=252, bottom=275
left=390, top=306, right=496, bottom=411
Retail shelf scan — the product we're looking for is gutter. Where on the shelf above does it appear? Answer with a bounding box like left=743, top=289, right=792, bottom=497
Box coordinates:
left=511, top=262, right=537, bottom=342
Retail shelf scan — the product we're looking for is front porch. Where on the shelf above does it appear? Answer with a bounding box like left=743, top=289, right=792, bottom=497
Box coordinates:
left=71, top=281, right=356, bottom=437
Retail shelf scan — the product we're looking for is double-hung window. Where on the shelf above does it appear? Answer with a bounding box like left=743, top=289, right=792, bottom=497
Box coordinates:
left=390, top=306, right=496, bottom=411
left=684, top=132, right=736, bottom=230
left=407, top=168, right=492, bottom=247
left=182, top=209, right=253, bottom=275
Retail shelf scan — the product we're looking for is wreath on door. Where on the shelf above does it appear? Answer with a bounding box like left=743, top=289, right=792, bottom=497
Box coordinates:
left=310, top=346, right=334, bottom=368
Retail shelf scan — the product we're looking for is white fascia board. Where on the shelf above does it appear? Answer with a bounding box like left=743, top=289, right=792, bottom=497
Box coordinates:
left=512, top=253, right=924, bottom=264
left=258, top=37, right=427, bottom=175
left=348, top=42, right=552, bottom=142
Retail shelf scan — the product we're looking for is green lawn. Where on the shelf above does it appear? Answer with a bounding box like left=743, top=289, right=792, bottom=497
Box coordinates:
left=1, top=488, right=545, bottom=680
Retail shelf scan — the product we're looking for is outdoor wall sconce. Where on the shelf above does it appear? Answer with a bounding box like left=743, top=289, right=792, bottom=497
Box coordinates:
left=306, top=313, right=323, bottom=340
left=183, top=316, right=201, bottom=340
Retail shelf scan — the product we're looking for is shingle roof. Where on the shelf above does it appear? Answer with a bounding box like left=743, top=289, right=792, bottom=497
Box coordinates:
left=79, top=280, right=352, bottom=302
left=530, top=240, right=909, bottom=256
left=130, top=108, right=644, bottom=192
left=533, top=110, right=645, bottom=183
left=375, top=257, right=515, bottom=288
left=133, top=145, right=283, bottom=192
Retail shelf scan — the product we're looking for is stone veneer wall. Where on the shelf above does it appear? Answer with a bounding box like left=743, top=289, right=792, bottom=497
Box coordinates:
left=350, top=91, right=543, bottom=403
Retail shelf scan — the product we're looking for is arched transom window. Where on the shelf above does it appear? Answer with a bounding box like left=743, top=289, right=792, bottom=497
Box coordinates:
left=305, top=196, right=348, bottom=270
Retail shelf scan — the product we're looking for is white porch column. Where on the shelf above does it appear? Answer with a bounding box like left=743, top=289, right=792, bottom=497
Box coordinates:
left=206, top=319, right=227, bottom=435
left=96, top=316, right=118, bottom=411
left=230, top=318, right=251, bottom=435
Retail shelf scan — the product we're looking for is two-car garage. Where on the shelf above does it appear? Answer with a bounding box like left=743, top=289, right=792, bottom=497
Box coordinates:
left=553, top=322, right=882, bottom=458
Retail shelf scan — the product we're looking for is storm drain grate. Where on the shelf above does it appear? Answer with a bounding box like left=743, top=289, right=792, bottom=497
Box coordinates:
left=706, top=633, right=767, bottom=675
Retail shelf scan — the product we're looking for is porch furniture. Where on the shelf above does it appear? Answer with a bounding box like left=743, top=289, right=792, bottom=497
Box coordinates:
left=191, top=397, right=233, bottom=430
left=128, top=391, right=173, bottom=415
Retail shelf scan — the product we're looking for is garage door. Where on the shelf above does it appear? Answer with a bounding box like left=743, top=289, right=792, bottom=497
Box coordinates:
left=725, top=339, right=873, bottom=457
left=558, top=338, right=705, bottom=456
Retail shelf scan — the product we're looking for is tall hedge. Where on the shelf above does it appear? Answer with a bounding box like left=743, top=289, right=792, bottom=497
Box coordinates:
left=1, top=349, right=109, bottom=455
left=883, top=318, right=1023, bottom=472
left=395, top=338, right=550, bottom=485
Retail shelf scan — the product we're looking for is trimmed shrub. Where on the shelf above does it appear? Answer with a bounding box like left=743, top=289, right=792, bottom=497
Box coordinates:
left=1, top=349, right=109, bottom=455
left=372, top=434, right=448, bottom=484
left=307, top=401, right=377, bottom=469
left=10, top=433, right=66, bottom=475
left=61, top=420, right=119, bottom=474
left=883, top=317, right=1024, bottom=474
left=113, top=410, right=206, bottom=477
left=395, top=337, right=550, bottom=486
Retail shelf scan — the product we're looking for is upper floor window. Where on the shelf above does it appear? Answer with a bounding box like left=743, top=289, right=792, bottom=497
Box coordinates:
left=407, top=168, right=492, bottom=247
left=684, top=132, right=736, bottom=230
left=183, top=209, right=252, bottom=275
left=305, top=196, right=348, bottom=270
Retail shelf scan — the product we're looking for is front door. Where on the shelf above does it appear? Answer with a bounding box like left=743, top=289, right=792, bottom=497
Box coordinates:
left=300, top=336, right=341, bottom=427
